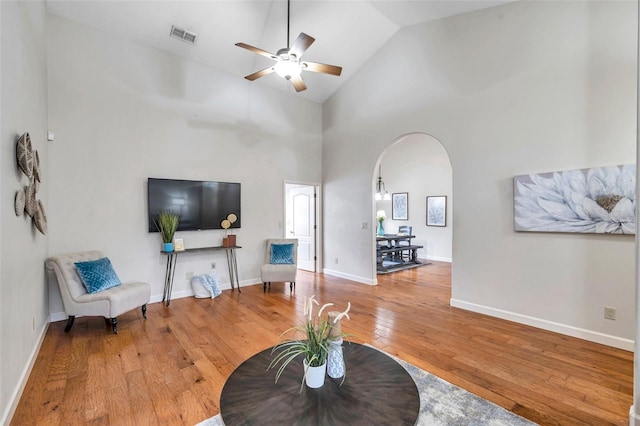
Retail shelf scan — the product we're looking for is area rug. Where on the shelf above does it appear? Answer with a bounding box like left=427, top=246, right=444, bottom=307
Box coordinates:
left=196, top=346, right=537, bottom=426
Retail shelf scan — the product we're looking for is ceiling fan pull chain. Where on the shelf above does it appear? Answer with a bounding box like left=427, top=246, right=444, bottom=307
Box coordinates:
left=287, top=0, right=290, bottom=49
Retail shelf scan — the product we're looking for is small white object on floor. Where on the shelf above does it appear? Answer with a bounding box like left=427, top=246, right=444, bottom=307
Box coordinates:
left=191, top=271, right=222, bottom=298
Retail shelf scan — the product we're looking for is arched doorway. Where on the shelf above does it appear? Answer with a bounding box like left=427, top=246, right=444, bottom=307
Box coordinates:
left=372, top=133, right=452, bottom=281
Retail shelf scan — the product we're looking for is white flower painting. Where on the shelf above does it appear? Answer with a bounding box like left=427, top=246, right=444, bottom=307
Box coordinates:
left=513, top=165, right=636, bottom=234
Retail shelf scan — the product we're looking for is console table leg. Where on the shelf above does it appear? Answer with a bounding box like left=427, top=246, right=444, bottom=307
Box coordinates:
left=163, top=253, right=178, bottom=307
left=226, top=249, right=241, bottom=292
left=225, top=250, right=234, bottom=290
left=162, top=256, right=170, bottom=303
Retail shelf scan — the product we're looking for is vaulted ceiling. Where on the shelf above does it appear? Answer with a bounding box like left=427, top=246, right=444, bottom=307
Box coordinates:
left=46, top=0, right=511, bottom=103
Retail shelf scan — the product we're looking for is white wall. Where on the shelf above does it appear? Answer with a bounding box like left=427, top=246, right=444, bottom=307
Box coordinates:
left=46, top=14, right=322, bottom=312
left=0, top=1, right=49, bottom=423
left=375, top=133, right=453, bottom=262
left=323, top=1, right=637, bottom=348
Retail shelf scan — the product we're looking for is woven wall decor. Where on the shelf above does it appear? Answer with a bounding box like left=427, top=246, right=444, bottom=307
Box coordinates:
left=24, top=183, right=37, bottom=217
left=34, top=200, right=47, bottom=235
left=33, top=150, right=41, bottom=182
left=17, top=132, right=34, bottom=179
left=14, top=189, right=25, bottom=216
left=15, top=132, right=46, bottom=236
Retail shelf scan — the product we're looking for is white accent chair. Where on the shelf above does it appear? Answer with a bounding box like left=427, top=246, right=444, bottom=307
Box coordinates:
left=45, top=250, right=150, bottom=334
left=261, top=239, right=298, bottom=293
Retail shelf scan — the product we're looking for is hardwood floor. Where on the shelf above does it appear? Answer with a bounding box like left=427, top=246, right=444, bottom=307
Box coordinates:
left=11, top=261, right=632, bottom=425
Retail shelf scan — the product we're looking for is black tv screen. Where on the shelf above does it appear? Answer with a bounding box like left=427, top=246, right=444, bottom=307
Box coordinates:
left=147, top=178, right=241, bottom=232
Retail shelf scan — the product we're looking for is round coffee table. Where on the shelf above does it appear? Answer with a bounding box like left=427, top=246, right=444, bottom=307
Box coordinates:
left=220, top=342, right=420, bottom=425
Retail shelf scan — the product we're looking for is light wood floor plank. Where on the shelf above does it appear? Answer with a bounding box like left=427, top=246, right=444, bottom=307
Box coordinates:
left=10, top=262, right=632, bottom=425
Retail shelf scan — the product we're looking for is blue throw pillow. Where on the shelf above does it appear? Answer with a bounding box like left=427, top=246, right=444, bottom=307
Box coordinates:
left=75, top=257, right=122, bottom=294
left=270, top=243, right=294, bottom=264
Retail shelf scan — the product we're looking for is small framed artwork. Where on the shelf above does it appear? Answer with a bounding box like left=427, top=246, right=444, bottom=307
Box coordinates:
left=174, top=238, right=185, bottom=251
left=426, top=196, right=447, bottom=227
left=392, top=193, right=408, bottom=220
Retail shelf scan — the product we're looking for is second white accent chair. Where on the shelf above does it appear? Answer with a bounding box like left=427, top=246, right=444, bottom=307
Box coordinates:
left=261, top=239, right=298, bottom=293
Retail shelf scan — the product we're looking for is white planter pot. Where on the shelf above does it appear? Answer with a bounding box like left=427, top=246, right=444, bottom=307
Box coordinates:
left=303, top=359, right=327, bottom=389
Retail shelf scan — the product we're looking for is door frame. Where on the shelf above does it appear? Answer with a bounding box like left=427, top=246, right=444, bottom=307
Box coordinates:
left=284, top=180, right=321, bottom=273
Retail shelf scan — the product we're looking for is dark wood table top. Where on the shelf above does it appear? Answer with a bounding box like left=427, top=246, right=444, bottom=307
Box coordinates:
left=376, top=234, right=415, bottom=242
left=220, top=342, right=420, bottom=426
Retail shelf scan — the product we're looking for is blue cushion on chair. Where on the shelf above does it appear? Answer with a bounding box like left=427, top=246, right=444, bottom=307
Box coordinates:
left=74, top=257, right=122, bottom=294
left=270, top=243, right=294, bottom=264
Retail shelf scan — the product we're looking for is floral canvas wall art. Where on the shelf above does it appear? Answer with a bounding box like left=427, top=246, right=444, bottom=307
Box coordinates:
left=513, top=165, right=635, bottom=234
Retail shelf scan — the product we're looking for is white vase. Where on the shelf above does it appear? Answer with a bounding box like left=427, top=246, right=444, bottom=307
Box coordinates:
left=303, top=358, right=326, bottom=388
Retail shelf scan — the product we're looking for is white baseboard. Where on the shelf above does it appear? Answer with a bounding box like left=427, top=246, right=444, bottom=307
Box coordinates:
left=630, top=405, right=640, bottom=426
left=426, top=255, right=452, bottom=263
left=322, top=268, right=375, bottom=286
left=49, top=311, right=67, bottom=322
left=148, top=278, right=258, bottom=303
left=1, top=322, right=50, bottom=425
left=451, top=299, right=634, bottom=352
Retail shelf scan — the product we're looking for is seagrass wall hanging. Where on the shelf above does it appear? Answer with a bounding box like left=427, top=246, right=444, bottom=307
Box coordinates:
left=14, top=132, right=47, bottom=235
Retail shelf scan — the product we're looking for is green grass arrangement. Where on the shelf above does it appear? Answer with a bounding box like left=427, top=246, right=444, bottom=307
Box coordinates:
left=155, top=211, right=180, bottom=243
left=268, top=295, right=351, bottom=392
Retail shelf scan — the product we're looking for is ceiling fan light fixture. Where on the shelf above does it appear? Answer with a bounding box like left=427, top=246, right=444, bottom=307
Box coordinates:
left=235, top=0, right=341, bottom=91
left=273, top=58, right=302, bottom=80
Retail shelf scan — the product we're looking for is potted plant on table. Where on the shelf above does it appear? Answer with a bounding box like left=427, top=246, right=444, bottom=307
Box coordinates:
left=155, top=211, right=180, bottom=252
left=269, top=295, right=350, bottom=391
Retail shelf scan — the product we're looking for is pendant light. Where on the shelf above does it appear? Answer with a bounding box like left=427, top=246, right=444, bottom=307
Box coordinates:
left=375, top=165, right=391, bottom=201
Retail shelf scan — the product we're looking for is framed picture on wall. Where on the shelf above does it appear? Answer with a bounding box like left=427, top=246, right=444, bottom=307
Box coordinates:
left=513, top=164, right=635, bottom=234
left=427, top=196, right=447, bottom=227
left=392, top=193, right=408, bottom=220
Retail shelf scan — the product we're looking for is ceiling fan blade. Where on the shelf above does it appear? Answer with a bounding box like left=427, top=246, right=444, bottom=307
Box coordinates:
left=289, top=33, right=315, bottom=58
left=245, top=66, right=275, bottom=81
left=290, top=75, right=307, bottom=92
left=235, top=42, right=278, bottom=60
left=303, top=61, right=343, bottom=76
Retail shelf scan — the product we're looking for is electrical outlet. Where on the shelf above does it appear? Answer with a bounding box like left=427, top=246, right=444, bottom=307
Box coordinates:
left=211, top=262, right=216, bottom=270
left=362, top=222, right=368, bottom=230
left=604, top=307, right=616, bottom=320
left=186, top=271, right=194, bottom=280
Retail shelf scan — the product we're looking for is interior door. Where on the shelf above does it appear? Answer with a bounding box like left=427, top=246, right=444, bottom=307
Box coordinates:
left=287, top=185, right=316, bottom=272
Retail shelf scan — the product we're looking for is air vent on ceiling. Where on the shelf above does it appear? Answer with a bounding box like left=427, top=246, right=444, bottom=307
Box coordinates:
left=169, top=25, right=197, bottom=45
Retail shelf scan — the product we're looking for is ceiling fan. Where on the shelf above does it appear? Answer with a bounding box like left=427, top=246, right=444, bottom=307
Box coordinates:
left=235, top=0, right=342, bottom=92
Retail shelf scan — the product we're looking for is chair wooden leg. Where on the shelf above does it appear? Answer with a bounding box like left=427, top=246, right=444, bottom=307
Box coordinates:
left=141, top=304, right=147, bottom=319
left=263, top=282, right=267, bottom=293
left=290, top=282, right=295, bottom=292
left=64, top=316, right=75, bottom=333
left=110, top=318, right=118, bottom=334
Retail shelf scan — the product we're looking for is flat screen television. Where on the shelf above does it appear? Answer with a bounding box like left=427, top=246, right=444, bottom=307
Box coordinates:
left=147, top=178, right=241, bottom=232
